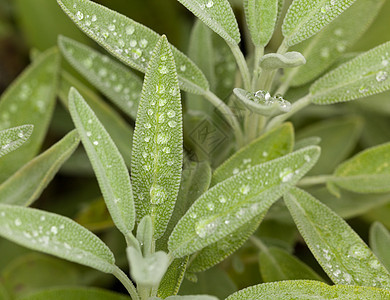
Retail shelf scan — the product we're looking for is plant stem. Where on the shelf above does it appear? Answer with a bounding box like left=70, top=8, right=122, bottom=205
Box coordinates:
left=265, top=94, right=311, bottom=132
left=249, top=236, right=268, bottom=252
left=298, top=175, right=335, bottom=187
left=228, top=42, right=251, bottom=90
left=113, top=266, right=139, bottom=300
left=251, top=46, right=264, bottom=90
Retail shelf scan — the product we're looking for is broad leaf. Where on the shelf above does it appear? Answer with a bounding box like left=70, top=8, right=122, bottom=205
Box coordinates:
left=58, top=36, right=142, bottom=120
left=259, top=52, right=306, bottom=70
left=244, top=0, right=278, bottom=47
left=57, top=0, right=209, bottom=94
left=310, top=41, right=390, bottom=104
left=282, top=0, right=357, bottom=47
left=0, top=48, right=59, bottom=182
left=0, top=125, right=33, bottom=159
left=0, top=204, right=115, bottom=273
left=0, top=130, right=79, bottom=206
left=69, top=88, right=135, bottom=236
left=330, top=142, right=390, bottom=193
left=177, top=0, right=240, bottom=44
left=131, top=36, right=183, bottom=239
left=284, top=188, right=390, bottom=289
left=226, top=280, right=390, bottom=299
left=286, top=0, right=386, bottom=87
left=370, top=222, right=390, bottom=272
left=168, top=146, right=320, bottom=258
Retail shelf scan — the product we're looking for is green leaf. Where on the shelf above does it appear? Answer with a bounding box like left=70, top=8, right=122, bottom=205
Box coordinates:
left=58, top=36, right=142, bottom=120
left=0, top=125, right=33, bottom=159
left=56, top=0, right=209, bottom=94
left=226, top=280, right=390, bottom=299
left=244, top=0, right=278, bottom=47
left=68, top=88, right=135, bottom=236
left=75, top=197, right=114, bottom=231
left=212, top=123, right=294, bottom=185
left=370, top=222, right=390, bottom=272
left=131, top=36, right=183, bottom=239
left=233, top=88, right=292, bottom=116
left=0, top=47, right=59, bottom=182
left=259, top=246, right=324, bottom=282
left=168, top=146, right=320, bottom=258
left=282, top=0, right=357, bottom=47
left=286, top=0, right=386, bottom=87
left=17, top=287, right=130, bottom=300
left=177, top=0, right=240, bottom=44
left=260, top=52, right=306, bottom=70
left=330, top=142, right=390, bottom=194
left=136, top=215, right=153, bottom=256
left=0, top=204, right=115, bottom=273
left=284, top=187, right=390, bottom=289
left=0, top=130, right=79, bottom=206
left=310, top=41, right=390, bottom=104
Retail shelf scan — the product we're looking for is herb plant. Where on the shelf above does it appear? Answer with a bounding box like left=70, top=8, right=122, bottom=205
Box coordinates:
left=1, top=0, right=390, bottom=299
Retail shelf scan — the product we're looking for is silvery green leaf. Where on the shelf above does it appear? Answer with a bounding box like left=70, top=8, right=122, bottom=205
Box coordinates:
left=137, top=215, right=153, bottom=256
left=131, top=36, right=183, bottom=239
left=0, top=48, right=59, bottom=182
left=259, top=52, right=306, bottom=70
left=294, top=136, right=321, bottom=150
left=310, top=41, right=390, bottom=104
left=127, top=247, right=169, bottom=287
left=233, top=88, right=291, bottom=116
left=58, top=36, right=142, bottom=120
left=0, top=130, right=79, bottom=206
left=286, top=0, right=386, bottom=87
left=157, top=257, right=189, bottom=298
left=177, top=0, right=240, bottom=44
left=68, top=88, right=135, bottom=236
left=168, top=146, right=320, bottom=258
left=330, top=142, right=390, bottom=193
left=282, top=0, right=357, bottom=47
left=0, top=125, right=33, bottom=158
left=56, top=0, right=209, bottom=94
left=0, top=204, right=115, bottom=273
left=226, top=280, right=390, bottom=300
left=244, top=0, right=278, bottom=46
left=370, top=222, right=390, bottom=272
left=284, top=187, right=390, bottom=289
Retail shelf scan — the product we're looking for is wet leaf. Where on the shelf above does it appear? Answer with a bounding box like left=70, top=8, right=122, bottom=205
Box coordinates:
left=370, top=222, right=390, bottom=272
left=0, top=125, right=33, bottom=159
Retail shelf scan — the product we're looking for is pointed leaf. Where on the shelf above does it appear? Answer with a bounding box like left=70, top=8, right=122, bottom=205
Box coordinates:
left=0, top=204, right=115, bottom=273
left=282, top=0, right=357, bottom=47
left=284, top=187, right=390, bottom=289
left=260, top=52, right=306, bottom=70
left=370, top=222, right=390, bottom=272
left=0, top=125, right=33, bottom=158
left=58, top=36, right=142, bottom=120
left=137, top=215, right=153, bottom=256
left=168, top=146, right=320, bottom=258
left=244, top=0, right=278, bottom=46
left=310, top=41, right=390, bottom=104
left=177, top=0, right=240, bottom=44
left=330, top=142, right=390, bottom=193
left=0, top=48, right=59, bottom=182
left=56, top=0, right=209, bottom=94
left=131, top=36, right=183, bottom=239
left=0, top=130, right=79, bottom=206
left=157, top=257, right=189, bottom=298
left=226, top=280, right=390, bottom=300
left=68, top=88, right=135, bottom=236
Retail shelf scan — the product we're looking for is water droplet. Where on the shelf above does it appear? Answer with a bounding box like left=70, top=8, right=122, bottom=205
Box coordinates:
left=126, top=25, right=135, bottom=35
left=382, top=59, right=389, bottom=67
left=14, top=218, right=22, bottom=226
left=279, top=168, right=294, bottom=182
left=180, top=65, right=186, bottom=72
left=369, top=259, right=381, bottom=270
left=169, top=87, right=179, bottom=96
left=64, top=242, right=72, bottom=250
left=232, top=168, right=240, bottom=175
left=336, top=42, right=346, bottom=53
left=333, top=269, right=341, bottom=277
left=129, top=39, right=137, bottom=47
left=320, top=47, right=330, bottom=58
left=207, top=203, right=215, bottom=211
left=40, top=216, right=46, bottom=221
left=167, top=110, right=175, bottom=118
left=195, top=218, right=218, bottom=238
left=144, top=123, right=151, bottom=129
left=343, top=273, right=352, bottom=283
left=359, top=86, right=368, bottom=94
left=108, top=24, right=115, bottom=31
left=334, top=28, right=343, bottom=37
left=348, top=244, right=370, bottom=260
left=159, top=65, right=168, bottom=74
left=206, top=0, right=214, bottom=8
left=156, top=84, right=165, bottom=95
left=143, top=164, right=151, bottom=171
left=139, top=39, right=148, bottom=48
left=304, top=154, right=311, bottom=162
left=142, top=151, right=148, bottom=158
left=51, top=226, right=58, bottom=235
left=91, top=14, right=97, bottom=22
left=262, top=151, right=268, bottom=157
left=239, top=184, right=250, bottom=195
left=219, top=195, right=227, bottom=203
left=243, top=158, right=251, bottom=164
left=163, top=147, right=171, bottom=153
left=376, top=71, right=388, bottom=82
left=93, top=141, right=99, bottom=146
left=168, top=121, right=177, bottom=128
left=144, top=137, right=151, bottom=142
left=76, top=11, right=84, bottom=20
left=190, top=212, right=197, bottom=218
left=147, top=109, right=153, bottom=116
left=330, top=0, right=336, bottom=5
left=150, top=184, right=167, bottom=205
left=160, top=55, right=167, bottom=61
left=157, top=134, right=169, bottom=144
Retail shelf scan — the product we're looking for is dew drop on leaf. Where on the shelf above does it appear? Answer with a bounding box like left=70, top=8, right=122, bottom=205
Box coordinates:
left=347, top=244, right=371, bottom=260
left=150, top=184, right=168, bottom=205
left=376, top=71, right=388, bottom=82
left=279, top=168, right=294, bottom=182
left=195, top=218, right=218, bottom=238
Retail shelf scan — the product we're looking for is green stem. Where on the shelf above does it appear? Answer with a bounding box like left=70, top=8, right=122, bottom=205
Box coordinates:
left=113, top=267, right=139, bottom=300
left=251, top=46, right=264, bottom=90
left=298, top=175, right=335, bottom=187
left=249, top=236, right=268, bottom=252
left=228, top=42, right=251, bottom=90
left=265, top=94, right=311, bottom=132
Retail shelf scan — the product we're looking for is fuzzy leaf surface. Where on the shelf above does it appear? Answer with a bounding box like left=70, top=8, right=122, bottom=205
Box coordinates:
left=370, top=222, right=390, bottom=272
left=285, top=187, right=390, bottom=289
left=0, top=48, right=59, bottom=182
left=226, top=280, right=390, bottom=299
left=330, top=142, right=390, bottom=193
left=0, top=204, right=115, bottom=273
left=282, top=0, right=356, bottom=47
left=259, top=52, right=306, bottom=70
left=69, top=88, right=135, bottom=236
left=57, top=0, right=208, bottom=94
left=168, top=146, right=320, bottom=258
left=0, top=130, right=79, bottom=206
left=58, top=36, right=142, bottom=120
left=131, top=36, right=183, bottom=239
left=0, top=125, right=33, bottom=159
left=310, top=41, right=390, bottom=104
left=177, top=0, right=240, bottom=44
